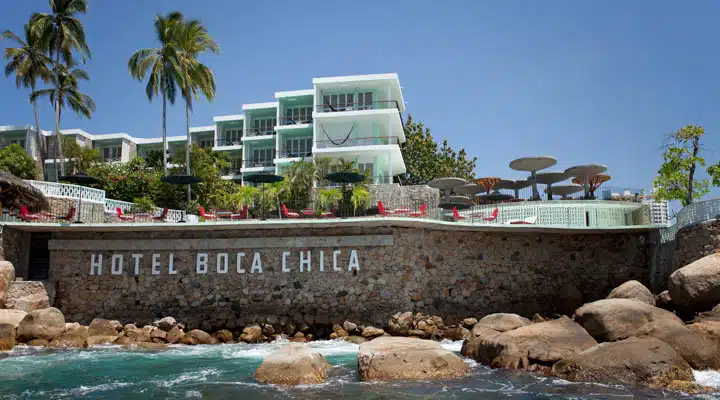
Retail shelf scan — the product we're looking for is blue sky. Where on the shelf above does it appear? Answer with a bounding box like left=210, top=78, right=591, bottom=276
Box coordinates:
left=2, top=0, right=720, bottom=198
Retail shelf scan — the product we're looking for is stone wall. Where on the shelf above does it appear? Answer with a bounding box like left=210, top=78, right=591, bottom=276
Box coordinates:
left=367, top=184, right=439, bottom=212
left=36, top=224, right=652, bottom=330
left=0, top=226, right=27, bottom=276
left=675, top=220, right=720, bottom=269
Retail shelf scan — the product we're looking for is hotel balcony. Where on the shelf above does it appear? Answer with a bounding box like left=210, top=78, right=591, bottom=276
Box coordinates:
left=314, top=100, right=400, bottom=114
left=315, top=136, right=400, bottom=149
left=278, top=115, right=313, bottom=127
left=220, top=167, right=242, bottom=180
left=243, top=128, right=276, bottom=142
left=215, top=137, right=243, bottom=149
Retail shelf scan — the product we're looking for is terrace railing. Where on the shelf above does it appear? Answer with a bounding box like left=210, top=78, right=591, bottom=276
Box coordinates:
left=244, top=159, right=274, bottom=168
left=277, top=149, right=312, bottom=159
left=26, top=180, right=105, bottom=203
left=215, top=137, right=242, bottom=147
left=315, top=136, right=400, bottom=149
left=245, top=128, right=276, bottom=138
left=315, top=100, right=400, bottom=113
left=279, top=116, right=313, bottom=126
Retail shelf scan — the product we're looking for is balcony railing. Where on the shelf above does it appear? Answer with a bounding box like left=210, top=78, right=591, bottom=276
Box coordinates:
left=244, top=159, right=274, bottom=168
left=221, top=168, right=242, bottom=176
left=315, top=100, right=400, bottom=113
left=315, top=136, right=400, bottom=149
left=215, top=137, right=242, bottom=147
left=245, top=128, right=276, bottom=138
left=277, top=149, right=312, bottom=159
left=279, top=116, right=313, bottom=126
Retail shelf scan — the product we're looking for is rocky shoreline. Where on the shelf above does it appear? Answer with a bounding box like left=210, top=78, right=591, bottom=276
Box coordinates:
left=3, top=254, right=720, bottom=394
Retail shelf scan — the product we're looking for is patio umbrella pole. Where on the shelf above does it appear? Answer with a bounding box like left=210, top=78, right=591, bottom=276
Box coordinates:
left=75, top=191, right=83, bottom=224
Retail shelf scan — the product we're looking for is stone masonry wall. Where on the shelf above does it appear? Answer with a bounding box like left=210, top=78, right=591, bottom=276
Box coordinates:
left=42, top=225, right=651, bottom=330
left=367, top=184, right=440, bottom=213
left=675, top=220, right=720, bottom=269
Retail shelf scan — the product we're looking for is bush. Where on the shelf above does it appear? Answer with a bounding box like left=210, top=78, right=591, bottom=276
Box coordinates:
left=132, top=196, right=156, bottom=213
left=0, top=144, right=39, bottom=179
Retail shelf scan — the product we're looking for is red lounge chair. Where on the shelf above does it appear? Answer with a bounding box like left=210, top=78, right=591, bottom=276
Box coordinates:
left=152, top=208, right=168, bottom=222
left=231, top=205, right=249, bottom=220
left=377, top=201, right=393, bottom=216
left=20, top=205, right=42, bottom=221
left=302, top=208, right=315, bottom=217
left=483, top=208, right=499, bottom=222
left=452, top=207, right=466, bottom=221
left=408, top=204, right=426, bottom=217
left=53, top=206, right=76, bottom=221
left=282, top=204, right=300, bottom=218
left=115, top=207, right=135, bottom=221
left=199, top=206, right=217, bottom=220
left=320, top=208, right=336, bottom=218
left=509, top=216, right=538, bottom=225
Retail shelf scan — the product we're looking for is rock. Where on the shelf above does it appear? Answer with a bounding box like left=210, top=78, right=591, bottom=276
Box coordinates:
left=0, top=261, right=14, bottom=308
left=122, top=342, right=168, bottom=352
left=554, top=284, right=584, bottom=316
left=289, top=332, right=307, bottom=343
left=607, top=280, right=655, bottom=306
left=88, top=318, right=117, bottom=337
left=150, top=329, right=167, bottom=342
left=442, top=325, right=470, bottom=341
left=357, top=337, right=470, bottom=381
left=87, top=335, right=118, bottom=346
left=669, top=253, right=720, bottom=313
left=110, top=320, right=123, bottom=332
left=27, top=338, right=48, bottom=346
left=477, top=313, right=531, bottom=332
left=573, top=299, right=684, bottom=342
left=408, top=329, right=426, bottom=338
left=332, top=324, right=349, bottom=337
left=462, top=317, right=597, bottom=370
left=0, top=323, right=15, bottom=350
left=574, top=299, right=720, bottom=369
left=387, top=311, right=413, bottom=336
left=255, top=343, right=332, bottom=385
left=689, top=320, right=720, bottom=341
left=262, top=324, right=275, bottom=336
left=343, top=320, right=358, bottom=334
left=17, top=307, right=65, bottom=341
left=213, top=329, right=233, bottom=343
left=4, top=281, right=49, bottom=312
left=416, top=319, right=440, bottom=337
left=461, top=317, right=478, bottom=329
left=663, top=380, right=716, bottom=394
left=552, top=337, right=693, bottom=388
left=532, top=314, right=547, bottom=323
left=361, top=326, right=385, bottom=338
left=123, top=324, right=138, bottom=332
left=153, top=316, right=177, bottom=332
left=181, top=329, right=217, bottom=345
left=0, top=309, right=27, bottom=328
left=656, top=290, right=673, bottom=310
left=115, top=324, right=152, bottom=344
left=165, top=326, right=184, bottom=344
left=49, top=326, right=88, bottom=348
left=240, top=325, right=264, bottom=343
left=344, top=335, right=367, bottom=344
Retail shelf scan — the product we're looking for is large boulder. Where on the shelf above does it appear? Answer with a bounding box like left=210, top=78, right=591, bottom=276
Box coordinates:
left=554, top=284, right=584, bottom=316
left=357, top=337, right=470, bottom=382
left=50, top=325, right=88, bottom=348
left=0, top=323, right=15, bottom=350
left=476, top=313, right=531, bottom=332
left=387, top=311, right=413, bottom=336
left=255, top=344, right=332, bottom=385
left=0, top=261, right=14, bottom=308
left=607, top=280, right=655, bottom=306
left=669, top=253, right=720, bottom=313
left=180, top=329, right=218, bottom=345
left=88, top=318, right=117, bottom=337
left=87, top=335, right=118, bottom=346
left=4, top=281, right=50, bottom=312
left=240, top=325, right=264, bottom=343
left=574, top=299, right=683, bottom=342
left=165, top=326, right=184, bottom=344
left=462, top=317, right=597, bottom=370
left=153, top=316, right=177, bottom=332
left=552, top=337, right=693, bottom=388
left=213, top=330, right=234, bottom=343
left=574, top=299, right=720, bottom=369
left=361, top=326, right=385, bottom=339
left=0, top=309, right=27, bottom=328
left=17, top=307, right=65, bottom=341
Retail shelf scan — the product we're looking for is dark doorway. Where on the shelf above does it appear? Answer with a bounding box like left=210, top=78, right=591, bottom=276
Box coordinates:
left=28, top=233, right=50, bottom=280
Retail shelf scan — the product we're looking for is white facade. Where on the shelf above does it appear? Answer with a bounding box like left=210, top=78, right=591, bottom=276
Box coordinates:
left=642, top=198, right=670, bottom=225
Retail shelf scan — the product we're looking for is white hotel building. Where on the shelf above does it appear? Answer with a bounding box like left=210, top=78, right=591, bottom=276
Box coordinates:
left=0, top=73, right=407, bottom=185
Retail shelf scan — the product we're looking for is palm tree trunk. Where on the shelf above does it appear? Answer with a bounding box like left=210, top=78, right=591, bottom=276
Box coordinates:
left=53, top=53, right=65, bottom=181
left=185, top=99, right=191, bottom=204
left=162, top=88, right=168, bottom=176
left=31, top=83, right=46, bottom=180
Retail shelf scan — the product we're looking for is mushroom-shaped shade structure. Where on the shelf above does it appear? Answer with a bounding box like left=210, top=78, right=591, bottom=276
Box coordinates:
left=454, top=183, right=484, bottom=196
left=572, top=173, right=611, bottom=199
left=0, top=171, right=50, bottom=212
left=547, top=184, right=584, bottom=199
left=509, top=157, right=557, bottom=200
left=479, top=191, right=514, bottom=202
left=564, top=164, right=608, bottom=199
left=428, top=177, right=467, bottom=193
left=530, top=171, right=569, bottom=200
left=439, top=195, right=471, bottom=210
left=474, top=177, right=502, bottom=193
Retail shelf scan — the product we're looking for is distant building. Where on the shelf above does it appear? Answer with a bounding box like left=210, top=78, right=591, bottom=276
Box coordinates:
left=641, top=197, right=670, bottom=225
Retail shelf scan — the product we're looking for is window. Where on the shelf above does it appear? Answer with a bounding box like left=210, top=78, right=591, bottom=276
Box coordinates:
left=283, top=137, right=312, bottom=157
left=250, top=148, right=274, bottom=166
left=322, top=92, right=375, bottom=112
left=222, top=128, right=242, bottom=145
left=358, top=92, right=373, bottom=110
left=103, top=147, right=121, bottom=161
left=358, top=163, right=374, bottom=178
left=284, top=106, right=313, bottom=124
left=252, top=118, right=276, bottom=135
left=9, top=139, right=26, bottom=148
left=199, top=139, right=213, bottom=149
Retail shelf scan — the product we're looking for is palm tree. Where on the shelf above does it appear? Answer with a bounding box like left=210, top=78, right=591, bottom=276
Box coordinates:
left=31, top=0, right=91, bottom=180
left=128, top=12, right=184, bottom=176
left=31, top=63, right=95, bottom=180
left=2, top=24, right=54, bottom=178
left=176, top=18, right=219, bottom=202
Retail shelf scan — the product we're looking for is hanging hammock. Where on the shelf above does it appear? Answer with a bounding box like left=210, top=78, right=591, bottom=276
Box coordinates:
left=320, top=122, right=355, bottom=146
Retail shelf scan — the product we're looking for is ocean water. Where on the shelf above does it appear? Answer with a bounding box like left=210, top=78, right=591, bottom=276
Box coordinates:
left=0, top=339, right=719, bottom=399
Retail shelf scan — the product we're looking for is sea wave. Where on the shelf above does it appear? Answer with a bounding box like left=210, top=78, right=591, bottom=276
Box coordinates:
left=694, top=369, right=720, bottom=389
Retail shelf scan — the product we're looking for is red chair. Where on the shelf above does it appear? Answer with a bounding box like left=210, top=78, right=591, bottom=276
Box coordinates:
left=20, top=206, right=42, bottom=221
left=152, top=208, right=168, bottom=222
left=55, top=206, right=76, bottom=221
left=231, top=205, right=249, bottom=220
left=199, top=206, right=217, bottom=220
left=301, top=208, right=315, bottom=218
left=408, top=204, right=426, bottom=217
left=320, top=208, right=336, bottom=218
left=377, top=201, right=393, bottom=216
left=115, top=207, right=135, bottom=221
left=282, top=204, right=300, bottom=218
left=452, top=207, right=466, bottom=221
left=483, top=208, right=499, bottom=222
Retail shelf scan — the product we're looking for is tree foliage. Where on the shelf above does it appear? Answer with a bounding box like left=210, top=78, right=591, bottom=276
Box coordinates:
left=399, top=115, right=476, bottom=185
left=62, top=135, right=100, bottom=175
left=0, top=144, right=40, bottom=179
left=653, top=125, right=709, bottom=206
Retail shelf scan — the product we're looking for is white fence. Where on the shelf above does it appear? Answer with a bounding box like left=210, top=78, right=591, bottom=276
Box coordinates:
left=26, top=180, right=105, bottom=203
left=659, top=198, right=720, bottom=242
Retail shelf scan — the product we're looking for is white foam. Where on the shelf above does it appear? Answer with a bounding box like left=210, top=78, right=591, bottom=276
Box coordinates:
left=440, top=340, right=464, bottom=352
left=155, top=368, right=220, bottom=388
left=694, top=369, right=720, bottom=388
